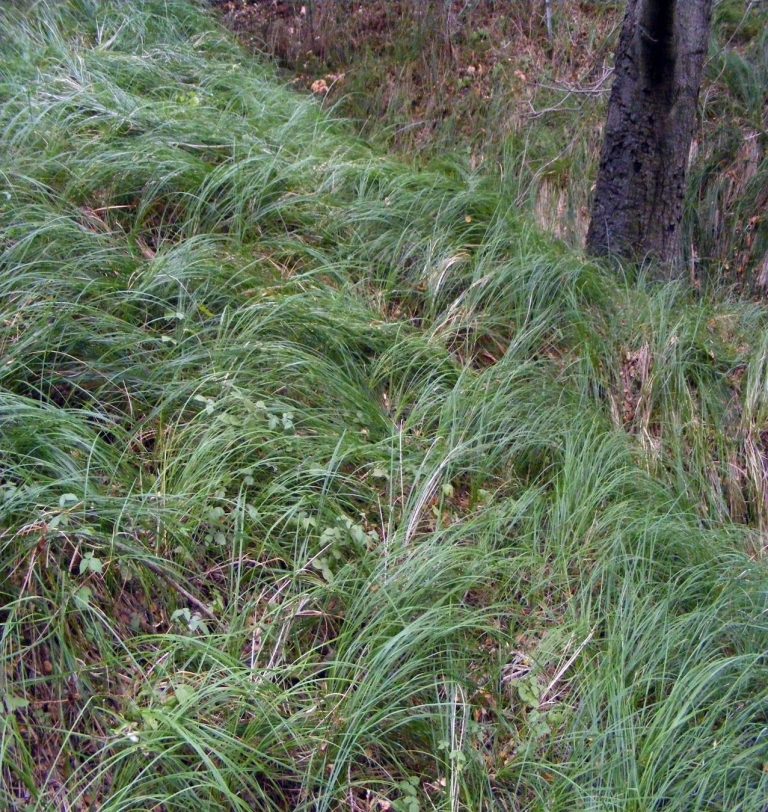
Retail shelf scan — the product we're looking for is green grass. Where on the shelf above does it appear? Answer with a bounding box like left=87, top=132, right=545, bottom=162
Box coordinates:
left=1, top=1, right=768, bottom=809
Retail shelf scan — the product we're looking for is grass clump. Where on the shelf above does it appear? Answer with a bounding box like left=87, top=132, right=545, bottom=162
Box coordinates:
left=1, top=1, right=768, bottom=809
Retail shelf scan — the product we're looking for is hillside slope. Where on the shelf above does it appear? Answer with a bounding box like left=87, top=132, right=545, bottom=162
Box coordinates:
left=1, top=1, right=768, bottom=809
left=219, top=0, right=768, bottom=286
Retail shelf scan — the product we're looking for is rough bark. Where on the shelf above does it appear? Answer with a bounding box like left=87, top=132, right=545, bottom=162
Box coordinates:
left=586, top=0, right=713, bottom=275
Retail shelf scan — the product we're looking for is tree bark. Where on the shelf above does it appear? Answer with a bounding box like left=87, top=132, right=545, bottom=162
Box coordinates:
left=586, top=0, right=713, bottom=275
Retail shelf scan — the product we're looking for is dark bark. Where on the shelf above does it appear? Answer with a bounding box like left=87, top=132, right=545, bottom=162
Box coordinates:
left=586, top=0, right=713, bottom=275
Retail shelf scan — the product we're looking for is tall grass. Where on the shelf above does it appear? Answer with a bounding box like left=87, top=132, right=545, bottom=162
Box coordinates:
left=1, top=1, right=768, bottom=809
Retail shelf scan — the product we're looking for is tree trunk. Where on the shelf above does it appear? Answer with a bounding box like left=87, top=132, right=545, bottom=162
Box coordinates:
left=544, top=0, right=554, bottom=41
left=586, top=0, right=713, bottom=275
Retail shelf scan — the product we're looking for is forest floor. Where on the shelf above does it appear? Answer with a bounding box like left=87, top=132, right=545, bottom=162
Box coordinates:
left=215, top=0, right=768, bottom=284
left=2, top=1, right=768, bottom=810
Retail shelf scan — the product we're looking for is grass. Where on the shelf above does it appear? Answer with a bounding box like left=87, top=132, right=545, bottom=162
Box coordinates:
left=1, top=0, right=768, bottom=809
